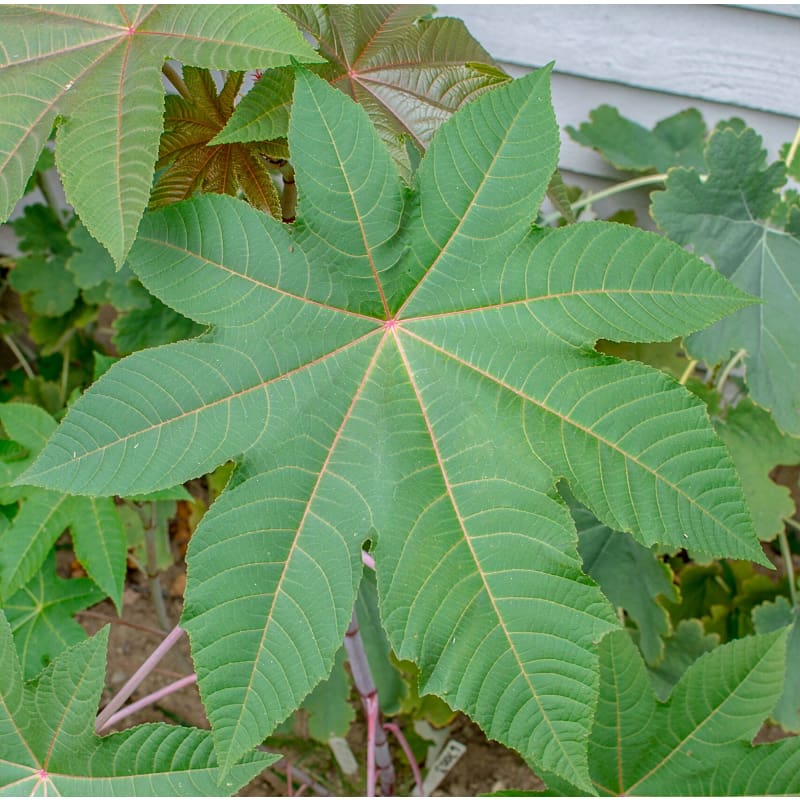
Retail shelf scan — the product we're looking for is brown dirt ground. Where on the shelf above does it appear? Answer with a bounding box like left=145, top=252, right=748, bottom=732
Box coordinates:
left=76, top=557, right=545, bottom=797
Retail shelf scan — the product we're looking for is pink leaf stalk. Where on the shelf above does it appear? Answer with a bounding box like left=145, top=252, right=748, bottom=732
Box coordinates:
left=345, top=609, right=396, bottom=796
left=384, top=722, right=425, bottom=796
left=100, top=674, right=198, bottom=731
left=95, top=624, right=185, bottom=732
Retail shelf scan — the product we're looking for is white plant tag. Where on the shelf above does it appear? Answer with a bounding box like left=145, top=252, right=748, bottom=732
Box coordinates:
left=328, top=736, right=358, bottom=775
left=413, top=738, right=467, bottom=796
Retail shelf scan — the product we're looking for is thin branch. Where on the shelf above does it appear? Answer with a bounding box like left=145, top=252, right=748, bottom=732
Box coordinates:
left=100, top=674, right=197, bottom=731
left=344, top=609, right=396, bottom=796
left=2, top=333, right=36, bottom=379
left=58, top=339, right=70, bottom=408
left=162, top=62, right=191, bottom=100
left=77, top=610, right=166, bottom=638
left=366, top=693, right=378, bottom=797
left=268, top=755, right=330, bottom=797
left=543, top=173, right=668, bottom=224
left=715, top=348, right=747, bottom=394
left=281, top=163, right=297, bottom=223
left=678, top=359, right=698, bottom=386
left=95, top=624, right=185, bottom=732
left=786, top=124, right=800, bottom=171
left=784, top=516, right=800, bottom=535
left=144, top=503, right=171, bottom=631
left=779, top=524, right=798, bottom=609
left=384, top=722, right=425, bottom=797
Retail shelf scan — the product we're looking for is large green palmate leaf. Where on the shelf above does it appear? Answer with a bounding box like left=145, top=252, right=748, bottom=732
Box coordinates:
left=569, top=628, right=799, bottom=796
left=0, top=4, right=321, bottom=264
left=652, top=123, right=800, bottom=435
left=0, top=613, right=274, bottom=795
left=0, top=403, right=126, bottom=609
left=217, top=4, right=508, bottom=181
left=22, top=68, right=762, bottom=787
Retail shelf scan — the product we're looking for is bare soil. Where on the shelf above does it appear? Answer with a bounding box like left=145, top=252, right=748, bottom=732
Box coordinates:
left=76, top=557, right=545, bottom=797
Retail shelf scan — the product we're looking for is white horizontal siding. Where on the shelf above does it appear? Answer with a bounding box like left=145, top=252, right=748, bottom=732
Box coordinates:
left=439, top=4, right=800, bottom=116
left=438, top=4, right=799, bottom=218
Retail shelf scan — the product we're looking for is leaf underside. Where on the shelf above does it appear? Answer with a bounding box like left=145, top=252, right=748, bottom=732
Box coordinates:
left=219, top=4, right=509, bottom=181
left=0, top=613, right=274, bottom=795
left=22, top=67, right=760, bottom=787
left=585, top=628, right=799, bottom=796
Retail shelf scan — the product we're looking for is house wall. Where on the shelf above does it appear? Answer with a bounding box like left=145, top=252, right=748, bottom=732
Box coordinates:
left=438, top=4, right=800, bottom=220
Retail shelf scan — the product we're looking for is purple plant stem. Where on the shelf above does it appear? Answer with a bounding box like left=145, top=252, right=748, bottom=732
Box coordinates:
left=366, top=693, right=377, bottom=797
left=98, top=674, right=198, bottom=732
left=287, top=762, right=294, bottom=797
left=384, top=722, right=425, bottom=797
left=361, top=550, right=376, bottom=571
left=344, top=609, right=396, bottom=796
left=95, top=624, right=185, bottom=733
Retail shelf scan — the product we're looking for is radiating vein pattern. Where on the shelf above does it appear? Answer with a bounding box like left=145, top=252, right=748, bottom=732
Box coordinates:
left=20, top=66, right=762, bottom=786
left=402, top=314, right=760, bottom=561
left=183, top=339, right=384, bottom=770
left=397, top=66, right=559, bottom=315
left=0, top=616, right=272, bottom=794
left=0, top=5, right=320, bottom=263
left=363, top=337, right=615, bottom=787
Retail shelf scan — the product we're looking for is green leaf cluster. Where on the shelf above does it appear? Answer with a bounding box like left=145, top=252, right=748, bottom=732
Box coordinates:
left=3, top=6, right=798, bottom=795
left=0, top=5, right=322, bottom=264
left=540, top=629, right=800, bottom=795
left=653, top=123, right=800, bottom=435
left=17, top=63, right=765, bottom=789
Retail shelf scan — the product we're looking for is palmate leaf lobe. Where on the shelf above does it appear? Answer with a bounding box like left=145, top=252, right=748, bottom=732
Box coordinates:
left=21, top=67, right=761, bottom=787
left=0, top=4, right=321, bottom=264
left=0, top=613, right=274, bottom=795
left=579, top=628, right=799, bottom=796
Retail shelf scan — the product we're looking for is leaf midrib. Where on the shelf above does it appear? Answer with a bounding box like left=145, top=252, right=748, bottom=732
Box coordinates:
left=400, top=286, right=747, bottom=323
left=27, top=330, right=380, bottom=486
left=396, top=85, right=540, bottom=318
left=392, top=328, right=589, bottom=787
left=401, top=327, right=750, bottom=550
left=136, top=235, right=379, bottom=322
left=221, top=331, right=388, bottom=770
